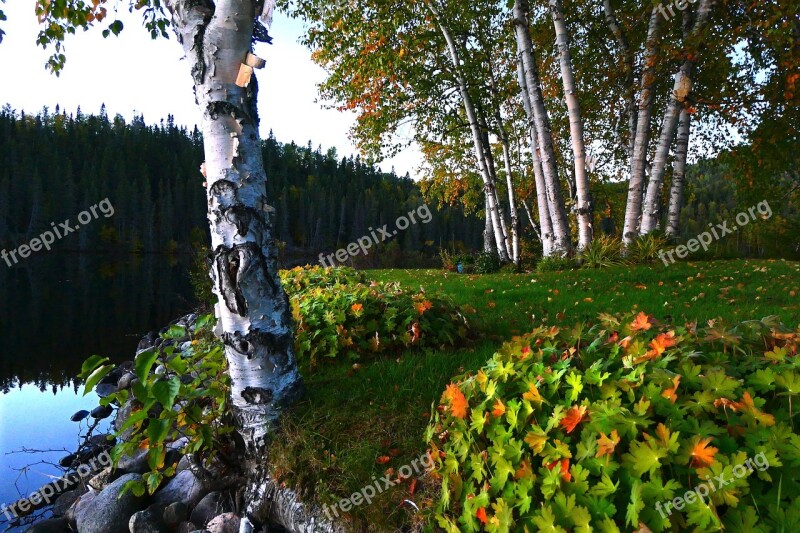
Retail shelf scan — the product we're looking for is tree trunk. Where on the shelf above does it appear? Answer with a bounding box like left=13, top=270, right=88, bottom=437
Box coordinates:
left=484, top=195, right=495, bottom=253
left=166, top=0, right=302, bottom=452
left=665, top=107, right=691, bottom=237
left=549, top=0, right=592, bottom=251
left=602, top=0, right=636, bottom=159
left=621, top=6, right=662, bottom=246
left=640, top=0, right=711, bottom=234
left=516, top=55, right=554, bottom=257
left=426, top=1, right=509, bottom=261
left=512, top=0, right=572, bottom=256
left=498, top=124, right=521, bottom=264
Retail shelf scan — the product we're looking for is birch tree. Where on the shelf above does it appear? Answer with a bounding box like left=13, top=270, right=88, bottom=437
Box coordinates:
left=665, top=107, right=691, bottom=236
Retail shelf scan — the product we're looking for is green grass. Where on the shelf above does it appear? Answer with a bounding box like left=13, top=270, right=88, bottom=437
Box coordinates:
left=267, top=259, right=800, bottom=531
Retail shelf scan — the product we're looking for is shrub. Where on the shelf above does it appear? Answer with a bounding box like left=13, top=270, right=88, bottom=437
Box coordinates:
left=286, top=266, right=471, bottom=367
left=440, top=249, right=457, bottom=272
left=425, top=312, right=800, bottom=532
left=475, top=252, right=502, bottom=274
left=579, top=235, right=626, bottom=269
left=536, top=255, right=578, bottom=273
left=629, top=233, right=669, bottom=264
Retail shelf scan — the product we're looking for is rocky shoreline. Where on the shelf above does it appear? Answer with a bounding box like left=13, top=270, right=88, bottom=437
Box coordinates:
left=15, top=313, right=340, bottom=533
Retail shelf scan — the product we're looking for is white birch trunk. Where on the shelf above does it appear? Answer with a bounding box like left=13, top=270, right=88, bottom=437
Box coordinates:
left=499, top=128, right=521, bottom=264
left=166, top=0, right=302, bottom=452
left=621, top=7, right=662, bottom=246
left=549, top=0, right=592, bottom=251
left=517, top=55, right=553, bottom=257
left=640, top=0, right=711, bottom=234
left=665, top=107, right=691, bottom=237
left=426, top=1, right=509, bottom=261
left=602, top=0, right=636, bottom=158
left=512, top=0, right=571, bottom=256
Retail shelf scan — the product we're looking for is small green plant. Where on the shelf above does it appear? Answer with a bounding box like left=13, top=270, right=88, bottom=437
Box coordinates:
left=425, top=312, right=800, bottom=531
left=629, top=233, right=669, bottom=264
left=474, top=252, right=501, bottom=274
left=79, top=315, right=234, bottom=497
left=536, top=255, right=578, bottom=273
left=440, top=249, right=457, bottom=272
left=579, top=234, right=626, bottom=269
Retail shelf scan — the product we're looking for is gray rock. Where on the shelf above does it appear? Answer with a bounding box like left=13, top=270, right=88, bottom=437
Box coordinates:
left=95, top=383, right=117, bottom=398
left=154, top=365, right=166, bottom=376
left=117, top=449, right=149, bottom=475
left=153, top=470, right=207, bottom=508
left=163, top=501, right=188, bottom=525
left=70, top=410, right=90, bottom=422
left=65, top=489, right=96, bottom=524
left=75, top=473, right=146, bottom=533
left=176, top=455, right=192, bottom=473
left=89, top=433, right=117, bottom=448
left=128, top=503, right=167, bottom=533
left=117, top=372, right=136, bottom=391
left=189, top=492, right=232, bottom=527
left=88, top=467, right=112, bottom=491
left=176, top=523, right=198, bottom=533
left=206, top=513, right=240, bottom=533
left=114, top=399, right=137, bottom=442
left=52, top=489, right=82, bottom=517
left=25, top=518, right=70, bottom=532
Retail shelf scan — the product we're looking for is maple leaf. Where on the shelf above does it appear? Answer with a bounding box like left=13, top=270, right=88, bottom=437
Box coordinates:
left=661, top=375, right=681, bottom=403
left=738, top=391, right=775, bottom=426
left=560, top=405, right=588, bottom=434
left=596, top=430, right=620, bottom=458
left=713, top=397, right=743, bottom=412
left=629, top=312, right=653, bottom=332
left=524, top=428, right=548, bottom=454
left=522, top=383, right=543, bottom=405
left=492, top=399, right=506, bottom=418
left=414, top=299, right=432, bottom=314
left=689, top=437, right=718, bottom=468
left=376, top=455, right=391, bottom=464
left=649, top=331, right=677, bottom=357
left=476, top=506, right=488, bottom=525
left=351, top=303, right=363, bottom=313
left=443, top=383, right=468, bottom=419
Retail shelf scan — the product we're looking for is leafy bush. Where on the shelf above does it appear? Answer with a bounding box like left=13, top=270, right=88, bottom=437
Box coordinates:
left=425, top=312, right=800, bottom=531
left=440, top=249, right=457, bottom=272
left=579, top=235, right=626, bottom=269
left=284, top=266, right=471, bottom=367
left=629, top=233, right=669, bottom=264
left=80, top=315, right=233, bottom=497
left=474, top=252, right=502, bottom=274
left=536, top=255, right=579, bottom=273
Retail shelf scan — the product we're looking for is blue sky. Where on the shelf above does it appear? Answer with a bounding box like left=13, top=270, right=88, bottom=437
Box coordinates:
left=0, top=2, right=420, bottom=177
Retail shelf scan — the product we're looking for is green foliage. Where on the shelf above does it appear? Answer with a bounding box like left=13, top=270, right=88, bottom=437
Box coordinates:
left=536, top=256, right=579, bottom=273
left=474, top=252, right=502, bottom=274
left=628, top=233, right=669, bottom=264
left=579, top=235, right=625, bottom=269
left=80, top=315, right=234, bottom=497
left=425, top=312, right=800, bottom=531
left=283, top=266, right=471, bottom=367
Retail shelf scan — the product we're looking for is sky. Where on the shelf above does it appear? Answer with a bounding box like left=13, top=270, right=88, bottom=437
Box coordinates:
left=0, top=2, right=420, bottom=177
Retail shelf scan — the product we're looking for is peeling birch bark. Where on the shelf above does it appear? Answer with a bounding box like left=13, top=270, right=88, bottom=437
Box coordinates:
left=512, top=0, right=572, bottom=256
left=165, top=0, right=302, bottom=452
left=640, top=0, right=712, bottom=235
left=621, top=7, right=662, bottom=246
left=549, top=0, right=592, bottom=251
left=665, top=107, right=691, bottom=237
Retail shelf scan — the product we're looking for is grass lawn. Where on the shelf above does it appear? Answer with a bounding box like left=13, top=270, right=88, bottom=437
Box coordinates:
left=268, top=259, right=800, bottom=531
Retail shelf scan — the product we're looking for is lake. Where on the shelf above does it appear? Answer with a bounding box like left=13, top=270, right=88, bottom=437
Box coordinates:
left=0, top=253, right=197, bottom=530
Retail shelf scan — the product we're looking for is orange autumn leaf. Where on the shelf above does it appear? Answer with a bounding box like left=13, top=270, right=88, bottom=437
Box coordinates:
left=596, top=430, right=620, bottom=457
left=476, top=507, right=488, bottom=525
left=351, top=303, right=363, bottom=313
left=546, top=458, right=572, bottom=482
left=630, top=311, right=653, bottom=332
left=409, top=478, right=417, bottom=495
left=492, top=399, right=506, bottom=418
left=738, top=391, right=775, bottom=426
left=689, top=437, right=718, bottom=468
left=649, top=331, right=677, bottom=357
left=522, top=383, right=543, bottom=405
left=560, top=405, right=588, bottom=434
left=714, top=397, right=743, bottom=412
left=376, top=455, right=391, bottom=465
left=415, top=300, right=432, bottom=314
left=514, top=459, right=534, bottom=480
left=444, top=383, right=468, bottom=419
left=662, top=375, right=681, bottom=403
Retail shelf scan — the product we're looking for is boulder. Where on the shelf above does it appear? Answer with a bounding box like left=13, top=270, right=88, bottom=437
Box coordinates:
left=95, top=383, right=117, bottom=398
left=153, top=470, right=207, bottom=508
left=25, top=518, right=70, bottom=532
left=206, top=513, right=240, bottom=533
left=70, top=410, right=90, bottom=422
left=74, top=473, right=146, bottom=533
left=176, top=522, right=198, bottom=533
left=128, top=503, right=167, bottom=533
left=88, top=467, right=113, bottom=491
left=117, top=372, right=136, bottom=391
left=163, top=501, right=189, bottom=526
left=91, top=404, right=114, bottom=420
left=189, top=492, right=232, bottom=527
left=52, top=489, right=83, bottom=517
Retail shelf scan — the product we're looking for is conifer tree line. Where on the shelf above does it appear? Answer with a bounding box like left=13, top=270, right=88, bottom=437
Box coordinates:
left=0, top=105, right=482, bottom=256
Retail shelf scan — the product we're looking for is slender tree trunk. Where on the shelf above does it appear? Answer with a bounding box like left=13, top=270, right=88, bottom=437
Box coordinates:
left=516, top=55, right=553, bottom=256
left=522, top=199, right=542, bottom=242
left=426, top=2, right=509, bottom=261
left=602, top=0, right=636, bottom=158
left=484, top=195, right=495, bottom=253
left=549, top=0, right=592, bottom=250
left=512, top=0, right=571, bottom=256
left=640, top=0, right=711, bottom=234
left=477, top=111, right=512, bottom=258
left=621, top=6, right=662, bottom=246
left=665, top=107, right=691, bottom=237
left=498, top=122, right=521, bottom=264
left=167, top=0, right=302, bottom=452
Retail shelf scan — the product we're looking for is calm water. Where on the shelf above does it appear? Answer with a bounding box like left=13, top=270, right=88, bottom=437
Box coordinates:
left=0, top=253, right=197, bottom=528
